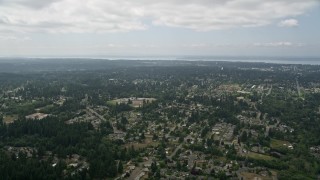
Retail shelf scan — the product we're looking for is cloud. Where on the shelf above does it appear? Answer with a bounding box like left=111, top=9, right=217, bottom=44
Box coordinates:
left=0, top=0, right=318, bottom=33
left=182, top=42, right=307, bottom=49
left=278, top=19, right=299, bottom=27
left=0, top=0, right=61, bottom=9
left=0, top=34, right=31, bottom=41
left=183, top=43, right=209, bottom=48
left=253, top=42, right=305, bottom=47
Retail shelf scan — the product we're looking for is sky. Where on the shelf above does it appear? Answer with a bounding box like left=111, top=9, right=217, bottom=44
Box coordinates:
left=0, top=0, right=319, bottom=58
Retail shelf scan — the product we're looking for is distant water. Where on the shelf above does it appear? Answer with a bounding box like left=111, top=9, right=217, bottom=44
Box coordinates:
left=1, top=56, right=320, bottom=65
left=103, top=56, right=320, bottom=65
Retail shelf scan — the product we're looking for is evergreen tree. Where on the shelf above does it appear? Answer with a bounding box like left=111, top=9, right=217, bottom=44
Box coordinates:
left=118, top=161, right=123, bottom=173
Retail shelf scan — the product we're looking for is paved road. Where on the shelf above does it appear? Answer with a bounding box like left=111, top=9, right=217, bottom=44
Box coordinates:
left=168, top=144, right=182, bottom=160
left=165, top=125, right=177, bottom=138
left=296, top=78, right=301, bottom=97
left=256, top=111, right=261, bottom=120
left=265, top=119, right=280, bottom=137
left=128, top=165, right=143, bottom=180
left=168, top=134, right=192, bottom=160
left=87, top=107, right=123, bottom=134
left=128, top=158, right=153, bottom=180
left=86, top=107, right=106, bottom=121
left=266, top=85, right=272, bottom=96
left=265, top=126, right=270, bottom=137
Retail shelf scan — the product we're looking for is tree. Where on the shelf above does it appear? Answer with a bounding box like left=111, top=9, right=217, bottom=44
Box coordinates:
left=240, top=131, right=248, bottom=143
left=177, top=161, right=182, bottom=171
left=121, top=116, right=128, bottom=124
left=155, top=169, right=161, bottom=178
left=210, top=168, right=215, bottom=176
left=140, top=132, right=145, bottom=140
left=152, top=134, right=158, bottom=140
left=118, top=161, right=123, bottom=173
left=206, top=138, right=213, bottom=147
left=217, top=171, right=227, bottom=180
left=151, top=161, right=157, bottom=174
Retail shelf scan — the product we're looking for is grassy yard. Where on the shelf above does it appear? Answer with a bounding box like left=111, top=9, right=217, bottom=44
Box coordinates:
left=3, top=115, right=18, bottom=124
left=106, top=100, right=117, bottom=106
left=239, top=172, right=274, bottom=180
left=124, top=135, right=158, bottom=150
left=247, top=151, right=275, bottom=161
left=270, top=139, right=292, bottom=149
left=107, top=98, right=156, bottom=108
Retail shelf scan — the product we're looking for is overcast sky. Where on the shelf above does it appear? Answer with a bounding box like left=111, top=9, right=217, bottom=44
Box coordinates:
left=0, top=0, right=319, bottom=57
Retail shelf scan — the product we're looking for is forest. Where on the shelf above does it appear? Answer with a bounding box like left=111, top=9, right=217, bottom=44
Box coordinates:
left=0, top=59, right=320, bottom=179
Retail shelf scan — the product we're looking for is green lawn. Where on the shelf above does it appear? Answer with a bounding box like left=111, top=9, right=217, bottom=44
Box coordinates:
left=247, top=152, right=275, bottom=161
left=270, top=139, right=291, bottom=149
left=106, top=100, right=117, bottom=106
